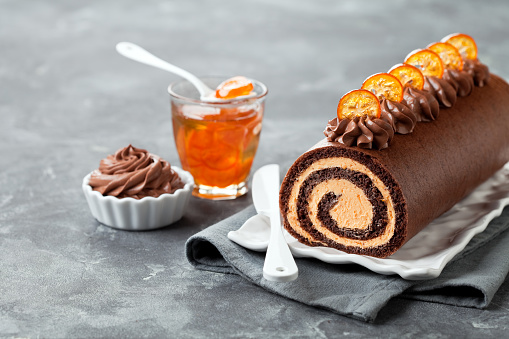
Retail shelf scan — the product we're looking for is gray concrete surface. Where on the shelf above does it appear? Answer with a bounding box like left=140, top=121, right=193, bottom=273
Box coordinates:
left=1, top=0, right=509, bottom=337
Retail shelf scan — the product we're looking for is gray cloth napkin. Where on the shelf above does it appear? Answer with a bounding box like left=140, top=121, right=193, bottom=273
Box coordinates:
left=185, top=205, right=509, bottom=322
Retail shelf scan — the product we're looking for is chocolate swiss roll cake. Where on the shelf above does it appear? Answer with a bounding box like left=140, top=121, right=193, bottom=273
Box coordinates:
left=279, top=74, right=509, bottom=258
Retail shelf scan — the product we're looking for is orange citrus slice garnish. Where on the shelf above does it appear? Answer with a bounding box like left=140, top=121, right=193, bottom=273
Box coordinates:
left=427, top=42, right=464, bottom=71
left=388, top=63, right=424, bottom=90
left=215, top=76, right=254, bottom=99
left=361, top=72, right=404, bottom=102
left=404, top=49, right=444, bottom=78
left=441, top=33, right=478, bottom=60
left=337, top=89, right=381, bottom=120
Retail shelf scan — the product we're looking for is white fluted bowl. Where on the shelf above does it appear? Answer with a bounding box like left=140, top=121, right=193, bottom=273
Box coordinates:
left=82, top=166, right=194, bottom=231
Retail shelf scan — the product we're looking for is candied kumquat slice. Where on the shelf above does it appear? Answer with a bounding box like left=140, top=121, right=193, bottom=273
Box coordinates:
left=427, top=42, right=464, bottom=71
left=388, top=63, right=424, bottom=90
left=361, top=73, right=404, bottom=102
left=404, top=49, right=444, bottom=78
left=441, top=33, right=478, bottom=60
left=215, top=76, right=254, bottom=99
left=186, top=127, right=215, bottom=150
left=337, top=89, right=381, bottom=120
left=210, top=166, right=239, bottom=187
left=202, top=145, right=239, bottom=171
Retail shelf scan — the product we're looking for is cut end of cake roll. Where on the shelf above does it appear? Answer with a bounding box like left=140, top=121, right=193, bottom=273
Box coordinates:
left=279, top=141, right=407, bottom=258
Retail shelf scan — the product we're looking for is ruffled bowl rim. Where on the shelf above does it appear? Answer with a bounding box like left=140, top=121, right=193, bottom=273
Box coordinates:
left=82, top=166, right=194, bottom=230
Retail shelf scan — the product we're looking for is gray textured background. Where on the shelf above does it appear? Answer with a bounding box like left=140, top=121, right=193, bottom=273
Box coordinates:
left=2, top=0, right=509, bottom=337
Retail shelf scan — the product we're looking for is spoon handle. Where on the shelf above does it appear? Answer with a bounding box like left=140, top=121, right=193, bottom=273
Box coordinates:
left=261, top=164, right=298, bottom=282
left=263, top=211, right=299, bottom=282
left=115, top=42, right=214, bottom=97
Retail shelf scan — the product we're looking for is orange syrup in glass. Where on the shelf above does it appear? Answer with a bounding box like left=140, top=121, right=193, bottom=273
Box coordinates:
left=172, top=102, right=263, bottom=199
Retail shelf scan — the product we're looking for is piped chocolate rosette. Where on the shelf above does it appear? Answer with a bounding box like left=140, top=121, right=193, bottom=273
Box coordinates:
left=281, top=34, right=509, bottom=258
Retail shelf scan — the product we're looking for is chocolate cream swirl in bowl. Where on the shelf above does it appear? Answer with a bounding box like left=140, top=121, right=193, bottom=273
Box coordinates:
left=89, top=145, right=184, bottom=199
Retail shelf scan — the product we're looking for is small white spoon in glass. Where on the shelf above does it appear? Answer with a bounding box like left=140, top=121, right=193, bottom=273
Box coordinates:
left=115, top=42, right=255, bottom=102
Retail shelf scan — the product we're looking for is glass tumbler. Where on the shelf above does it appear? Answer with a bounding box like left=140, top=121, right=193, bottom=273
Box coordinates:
left=168, top=77, right=267, bottom=200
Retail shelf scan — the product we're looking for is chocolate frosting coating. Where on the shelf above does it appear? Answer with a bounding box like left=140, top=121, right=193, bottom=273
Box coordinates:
left=89, top=145, right=185, bottom=199
left=379, top=99, right=417, bottom=134
left=464, top=59, right=490, bottom=87
left=402, top=87, right=440, bottom=122
left=324, top=116, right=394, bottom=150
left=443, top=69, right=474, bottom=97
left=423, top=76, right=457, bottom=107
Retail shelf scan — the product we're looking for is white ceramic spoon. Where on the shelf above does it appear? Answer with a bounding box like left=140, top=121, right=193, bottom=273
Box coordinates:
left=115, top=42, right=255, bottom=102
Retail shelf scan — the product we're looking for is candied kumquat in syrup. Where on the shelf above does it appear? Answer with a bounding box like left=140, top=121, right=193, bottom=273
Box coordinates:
left=388, top=63, right=424, bottom=90
left=215, top=76, right=254, bottom=99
